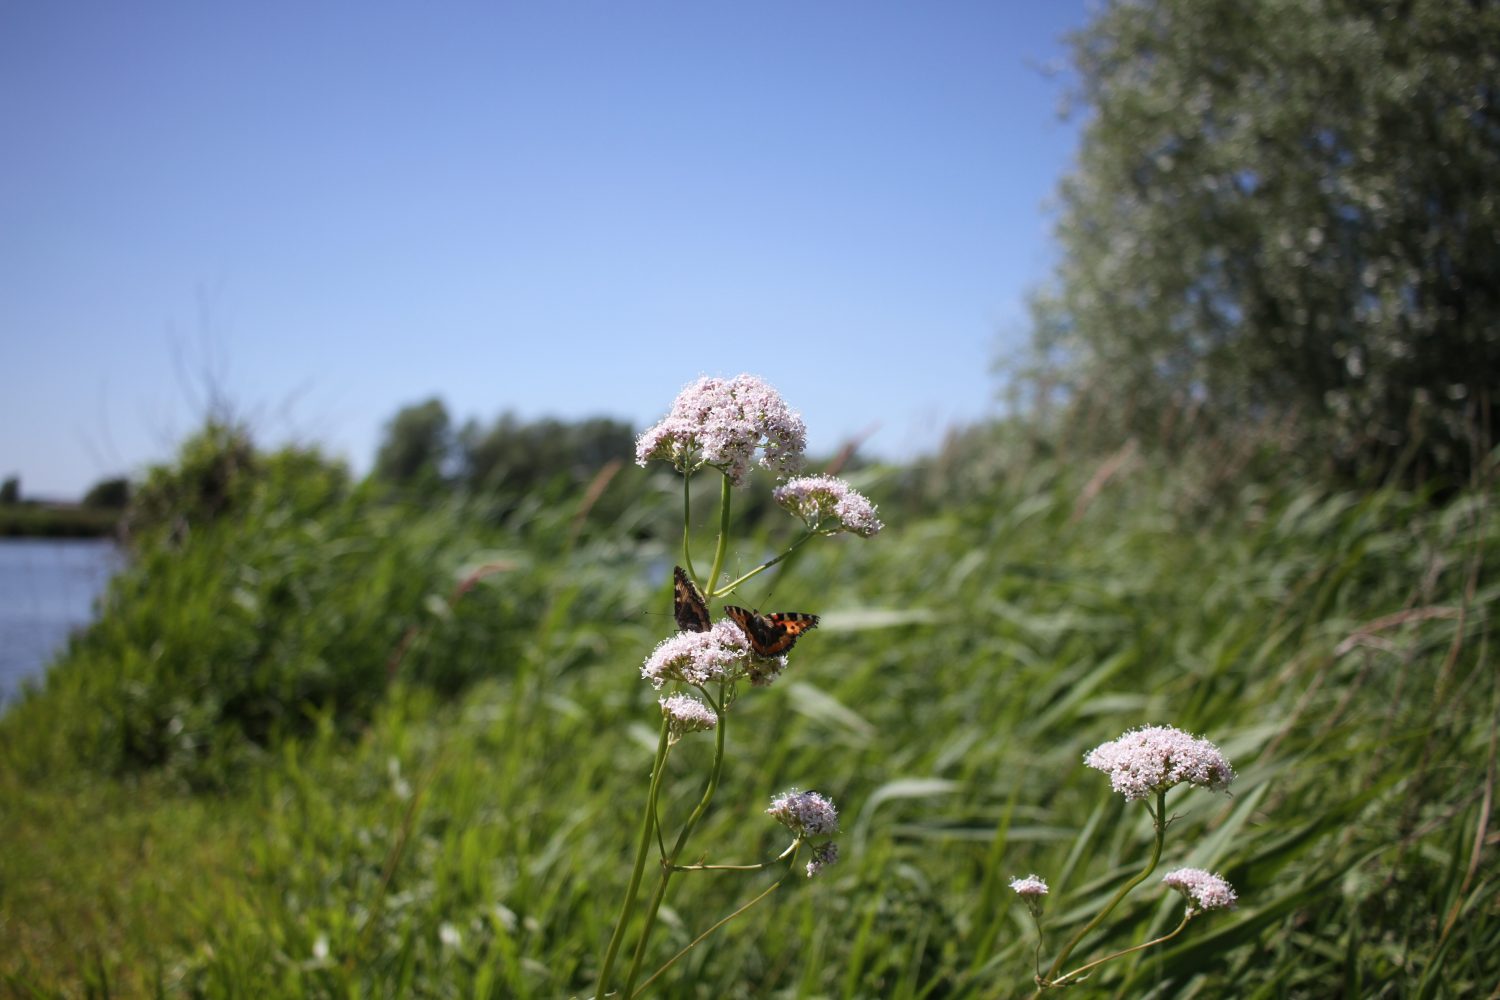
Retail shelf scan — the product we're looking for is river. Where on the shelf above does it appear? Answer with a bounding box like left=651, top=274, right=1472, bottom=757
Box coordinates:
left=0, top=538, right=120, bottom=704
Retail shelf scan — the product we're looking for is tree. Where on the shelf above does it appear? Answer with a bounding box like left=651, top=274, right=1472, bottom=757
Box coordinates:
left=0, top=476, right=17, bottom=504
left=372, top=398, right=453, bottom=493
left=82, top=477, right=130, bottom=509
left=1029, top=0, right=1500, bottom=482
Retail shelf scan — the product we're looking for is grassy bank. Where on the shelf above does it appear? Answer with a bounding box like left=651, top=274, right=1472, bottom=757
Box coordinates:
left=1, top=451, right=1495, bottom=997
left=0, top=503, right=119, bottom=538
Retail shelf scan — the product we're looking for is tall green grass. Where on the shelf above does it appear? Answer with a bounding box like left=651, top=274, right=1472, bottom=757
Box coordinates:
left=2, top=449, right=1494, bottom=997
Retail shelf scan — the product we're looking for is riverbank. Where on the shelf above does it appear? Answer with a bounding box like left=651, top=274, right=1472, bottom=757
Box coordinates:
left=0, top=504, right=120, bottom=539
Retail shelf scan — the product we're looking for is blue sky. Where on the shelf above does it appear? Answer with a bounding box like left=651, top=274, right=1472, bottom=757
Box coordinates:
left=1, top=2, right=1087, bottom=498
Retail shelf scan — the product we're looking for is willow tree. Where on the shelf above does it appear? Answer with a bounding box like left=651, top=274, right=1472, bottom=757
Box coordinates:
left=1032, top=0, right=1500, bottom=482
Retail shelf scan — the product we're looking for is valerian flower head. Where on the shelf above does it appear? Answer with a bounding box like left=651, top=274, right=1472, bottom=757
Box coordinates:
left=641, top=620, right=751, bottom=689
left=1010, top=874, right=1049, bottom=916
left=1162, top=868, right=1238, bottom=914
left=806, top=842, right=839, bottom=878
left=660, top=693, right=718, bottom=738
left=1009, top=874, right=1049, bottom=898
left=767, top=789, right=839, bottom=837
left=746, top=650, right=790, bottom=687
left=773, top=475, right=883, bottom=538
left=1083, top=725, right=1235, bottom=801
left=635, top=374, right=807, bottom=486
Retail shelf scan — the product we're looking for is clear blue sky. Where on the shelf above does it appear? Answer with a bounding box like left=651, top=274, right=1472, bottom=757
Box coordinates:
left=1, top=2, right=1086, bottom=498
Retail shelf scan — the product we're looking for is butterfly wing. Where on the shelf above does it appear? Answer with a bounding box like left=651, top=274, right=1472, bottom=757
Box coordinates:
left=673, top=566, right=712, bottom=633
left=725, top=606, right=819, bottom=656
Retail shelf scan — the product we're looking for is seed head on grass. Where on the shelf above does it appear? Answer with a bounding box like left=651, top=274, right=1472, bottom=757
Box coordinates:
left=1162, top=868, right=1238, bottom=914
left=1083, top=725, right=1234, bottom=801
left=772, top=475, right=884, bottom=537
left=767, top=789, right=839, bottom=837
left=635, top=374, right=807, bottom=485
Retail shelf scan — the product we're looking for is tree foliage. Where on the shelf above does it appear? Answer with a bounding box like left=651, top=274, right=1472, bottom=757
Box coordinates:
left=1030, top=0, right=1500, bottom=482
left=372, top=397, right=453, bottom=493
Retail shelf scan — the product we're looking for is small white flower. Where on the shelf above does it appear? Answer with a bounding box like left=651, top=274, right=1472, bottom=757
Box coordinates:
left=660, top=693, right=718, bottom=737
left=773, top=475, right=883, bottom=537
left=768, top=789, right=839, bottom=837
left=439, top=922, right=462, bottom=948
left=1009, top=874, right=1049, bottom=898
left=1083, top=725, right=1235, bottom=801
left=636, top=374, right=807, bottom=486
left=641, top=620, right=752, bottom=688
left=1162, top=868, right=1238, bottom=913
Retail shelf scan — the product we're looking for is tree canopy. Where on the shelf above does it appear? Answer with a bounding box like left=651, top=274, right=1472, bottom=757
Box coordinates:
left=1030, top=0, right=1500, bottom=482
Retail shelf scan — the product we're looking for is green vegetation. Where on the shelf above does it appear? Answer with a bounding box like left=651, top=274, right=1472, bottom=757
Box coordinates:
left=2, top=423, right=1494, bottom=996
left=6, top=0, right=1497, bottom=994
left=0, top=503, right=119, bottom=538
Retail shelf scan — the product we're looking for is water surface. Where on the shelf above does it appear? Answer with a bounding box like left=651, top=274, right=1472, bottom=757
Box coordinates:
left=0, top=538, right=120, bottom=703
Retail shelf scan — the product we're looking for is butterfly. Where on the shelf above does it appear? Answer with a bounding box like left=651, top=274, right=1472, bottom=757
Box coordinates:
left=673, top=565, right=712, bottom=633
left=725, top=605, right=820, bottom=657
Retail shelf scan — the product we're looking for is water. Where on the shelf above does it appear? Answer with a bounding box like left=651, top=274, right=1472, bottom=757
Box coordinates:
left=0, top=538, right=121, bottom=703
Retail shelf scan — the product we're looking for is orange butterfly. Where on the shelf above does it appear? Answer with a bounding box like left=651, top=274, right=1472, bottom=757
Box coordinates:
left=673, top=566, right=712, bottom=633
left=725, top=605, right=820, bottom=657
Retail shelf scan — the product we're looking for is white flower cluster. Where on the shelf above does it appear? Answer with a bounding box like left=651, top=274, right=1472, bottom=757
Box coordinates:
left=772, top=475, right=883, bottom=538
left=640, top=620, right=752, bottom=688
left=1162, top=868, right=1238, bottom=913
left=659, top=694, right=718, bottom=737
left=767, top=789, right=839, bottom=837
left=1083, top=725, right=1235, bottom=801
left=636, top=374, right=807, bottom=486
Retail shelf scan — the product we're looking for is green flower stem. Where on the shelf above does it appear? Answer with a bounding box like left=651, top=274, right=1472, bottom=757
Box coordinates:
left=672, top=838, right=801, bottom=872
left=1029, top=911, right=1045, bottom=986
left=681, top=472, right=697, bottom=580
left=705, top=474, right=733, bottom=598
left=630, top=853, right=800, bottom=999
left=1047, top=911, right=1193, bottom=988
left=713, top=529, right=816, bottom=597
left=621, top=688, right=729, bottom=996
left=595, top=717, right=673, bottom=1000
left=1041, top=788, right=1168, bottom=985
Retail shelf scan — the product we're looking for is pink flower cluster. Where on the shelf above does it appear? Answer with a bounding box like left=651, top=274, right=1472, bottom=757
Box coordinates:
left=1083, top=725, right=1235, bottom=801
left=1009, top=874, right=1049, bottom=898
left=641, top=621, right=751, bottom=688
left=767, top=789, right=839, bottom=837
left=659, top=693, right=718, bottom=736
left=635, top=374, right=807, bottom=486
left=772, top=475, right=884, bottom=538
left=1162, top=868, right=1237, bottom=913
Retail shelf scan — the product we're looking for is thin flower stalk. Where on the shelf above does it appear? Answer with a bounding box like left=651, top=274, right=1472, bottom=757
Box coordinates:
left=599, top=375, right=866, bottom=997
left=1047, top=911, right=1194, bottom=988
left=630, top=854, right=801, bottom=999
left=1041, top=787, right=1168, bottom=984
left=621, top=681, right=730, bottom=996
left=595, top=717, right=672, bottom=997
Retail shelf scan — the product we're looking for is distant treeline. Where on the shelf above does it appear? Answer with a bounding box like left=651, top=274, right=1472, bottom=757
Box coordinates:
left=0, top=475, right=128, bottom=538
